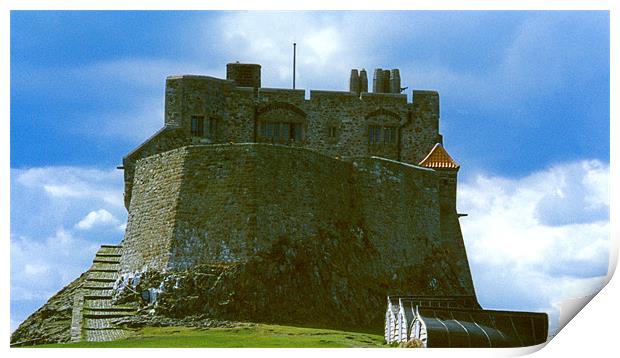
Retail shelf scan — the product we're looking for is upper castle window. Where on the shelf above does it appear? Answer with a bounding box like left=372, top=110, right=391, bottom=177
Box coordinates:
left=259, top=121, right=303, bottom=143
left=191, top=116, right=217, bottom=138
left=328, top=125, right=338, bottom=139
left=369, top=125, right=397, bottom=145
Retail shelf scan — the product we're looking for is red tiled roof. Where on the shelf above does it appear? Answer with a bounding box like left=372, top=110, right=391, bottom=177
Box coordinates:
left=418, top=143, right=460, bottom=169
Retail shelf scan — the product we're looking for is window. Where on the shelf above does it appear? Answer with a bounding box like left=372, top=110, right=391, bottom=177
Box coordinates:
left=328, top=126, right=337, bottom=139
left=369, top=125, right=397, bottom=145
left=204, top=118, right=217, bottom=138
left=191, top=116, right=217, bottom=139
left=384, top=127, right=396, bottom=144
left=191, top=116, right=204, bottom=137
left=260, top=121, right=303, bottom=143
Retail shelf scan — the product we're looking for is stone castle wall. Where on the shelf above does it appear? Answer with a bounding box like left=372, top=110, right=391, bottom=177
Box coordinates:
left=120, top=144, right=475, bottom=298
left=162, top=75, right=441, bottom=164
left=120, top=149, right=186, bottom=272
left=117, top=67, right=474, bottom=327
left=123, top=74, right=443, bottom=209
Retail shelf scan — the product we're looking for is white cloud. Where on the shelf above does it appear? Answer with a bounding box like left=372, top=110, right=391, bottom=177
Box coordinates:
left=15, top=166, right=124, bottom=207
left=209, top=12, right=392, bottom=90
left=459, top=160, right=610, bottom=335
left=75, top=209, right=119, bottom=230
left=11, top=229, right=100, bottom=299
left=23, top=263, right=49, bottom=278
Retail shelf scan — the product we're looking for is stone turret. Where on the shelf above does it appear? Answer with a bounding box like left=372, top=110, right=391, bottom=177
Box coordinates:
left=419, top=143, right=460, bottom=213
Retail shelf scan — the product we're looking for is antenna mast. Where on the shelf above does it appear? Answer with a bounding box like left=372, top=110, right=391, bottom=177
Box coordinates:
left=293, top=42, right=297, bottom=89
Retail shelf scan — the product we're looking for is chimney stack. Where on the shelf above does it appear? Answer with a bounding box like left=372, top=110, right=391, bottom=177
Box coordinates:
left=359, top=69, right=368, bottom=93
left=383, top=70, right=391, bottom=93
left=349, top=69, right=360, bottom=94
left=389, top=69, right=401, bottom=94
left=226, top=62, right=261, bottom=88
left=373, top=68, right=385, bottom=93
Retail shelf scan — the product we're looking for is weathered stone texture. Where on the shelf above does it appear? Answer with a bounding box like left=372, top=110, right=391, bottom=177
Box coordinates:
left=130, top=72, right=442, bottom=197
left=122, top=127, right=187, bottom=208
left=118, top=144, right=475, bottom=328
left=121, top=149, right=187, bottom=272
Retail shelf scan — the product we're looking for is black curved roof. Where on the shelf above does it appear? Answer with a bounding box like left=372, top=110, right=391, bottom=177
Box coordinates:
left=418, top=307, right=548, bottom=347
left=387, top=295, right=548, bottom=347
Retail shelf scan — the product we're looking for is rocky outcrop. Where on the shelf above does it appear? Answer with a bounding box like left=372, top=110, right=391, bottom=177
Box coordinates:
left=114, top=222, right=472, bottom=331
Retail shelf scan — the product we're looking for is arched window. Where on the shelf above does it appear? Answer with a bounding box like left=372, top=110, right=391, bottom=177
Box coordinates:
left=365, top=109, right=401, bottom=146
left=257, top=103, right=306, bottom=144
left=259, top=121, right=303, bottom=143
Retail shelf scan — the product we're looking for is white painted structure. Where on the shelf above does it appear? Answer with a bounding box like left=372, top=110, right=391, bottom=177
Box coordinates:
left=384, top=297, right=428, bottom=347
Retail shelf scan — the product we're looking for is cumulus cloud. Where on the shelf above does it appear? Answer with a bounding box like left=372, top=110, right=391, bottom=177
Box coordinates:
left=209, top=12, right=393, bottom=90
left=75, top=209, right=120, bottom=231
left=15, top=166, right=124, bottom=207
left=458, top=160, right=610, bottom=335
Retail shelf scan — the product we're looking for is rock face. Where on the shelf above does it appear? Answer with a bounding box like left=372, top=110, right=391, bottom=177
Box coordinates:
left=11, top=274, right=86, bottom=346
left=117, top=230, right=457, bottom=330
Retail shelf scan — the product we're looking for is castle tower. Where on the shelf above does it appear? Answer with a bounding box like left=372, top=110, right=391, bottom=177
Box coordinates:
left=418, top=143, right=475, bottom=299
left=226, top=62, right=261, bottom=88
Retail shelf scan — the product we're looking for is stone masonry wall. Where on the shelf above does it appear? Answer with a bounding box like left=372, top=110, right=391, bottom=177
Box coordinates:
left=120, top=144, right=475, bottom=300
left=122, top=127, right=187, bottom=209
left=153, top=75, right=440, bottom=168
left=120, top=148, right=188, bottom=273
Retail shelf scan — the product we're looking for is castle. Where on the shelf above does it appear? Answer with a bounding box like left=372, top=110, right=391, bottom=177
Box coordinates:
left=11, top=62, right=547, bottom=347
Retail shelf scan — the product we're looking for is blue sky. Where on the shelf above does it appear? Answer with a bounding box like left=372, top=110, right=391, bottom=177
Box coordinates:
left=10, top=11, right=610, bottom=335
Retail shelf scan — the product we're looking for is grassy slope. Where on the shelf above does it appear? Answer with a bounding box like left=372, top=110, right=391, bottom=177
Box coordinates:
left=34, top=324, right=388, bottom=348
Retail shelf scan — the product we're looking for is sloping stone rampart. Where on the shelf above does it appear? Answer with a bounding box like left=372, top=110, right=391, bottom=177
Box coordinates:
left=119, top=144, right=475, bottom=327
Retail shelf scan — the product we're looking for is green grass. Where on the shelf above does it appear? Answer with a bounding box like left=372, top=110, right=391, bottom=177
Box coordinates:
left=34, top=324, right=388, bottom=348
